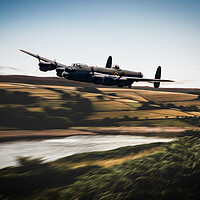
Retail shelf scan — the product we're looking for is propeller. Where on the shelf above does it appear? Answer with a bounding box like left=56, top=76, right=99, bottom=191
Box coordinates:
left=91, top=67, right=94, bottom=75
left=54, top=59, right=58, bottom=67
left=36, top=53, right=41, bottom=62
left=35, top=53, right=41, bottom=74
left=154, top=66, right=161, bottom=88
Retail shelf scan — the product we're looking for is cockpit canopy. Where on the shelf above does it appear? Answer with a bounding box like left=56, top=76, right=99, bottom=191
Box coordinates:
left=112, top=65, right=120, bottom=70
left=71, top=63, right=88, bottom=68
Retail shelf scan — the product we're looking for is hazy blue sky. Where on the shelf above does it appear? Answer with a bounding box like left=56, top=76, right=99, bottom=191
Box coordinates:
left=0, top=0, right=199, bottom=88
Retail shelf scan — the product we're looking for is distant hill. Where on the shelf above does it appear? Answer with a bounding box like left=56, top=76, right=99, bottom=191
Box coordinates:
left=0, top=75, right=199, bottom=94
left=0, top=75, right=91, bottom=87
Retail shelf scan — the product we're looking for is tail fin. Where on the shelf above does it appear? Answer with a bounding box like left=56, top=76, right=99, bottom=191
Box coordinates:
left=105, top=56, right=112, bottom=68
left=154, top=66, right=161, bottom=88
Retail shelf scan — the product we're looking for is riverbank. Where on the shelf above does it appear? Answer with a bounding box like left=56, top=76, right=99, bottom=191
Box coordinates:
left=0, top=126, right=199, bottom=142
left=76, top=126, right=200, bottom=138
left=0, top=129, right=95, bottom=142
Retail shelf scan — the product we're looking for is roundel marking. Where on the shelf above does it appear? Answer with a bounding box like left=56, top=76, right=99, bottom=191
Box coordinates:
left=114, top=72, right=119, bottom=76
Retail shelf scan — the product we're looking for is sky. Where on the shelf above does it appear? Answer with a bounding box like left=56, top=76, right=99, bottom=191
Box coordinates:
left=0, top=0, right=199, bottom=88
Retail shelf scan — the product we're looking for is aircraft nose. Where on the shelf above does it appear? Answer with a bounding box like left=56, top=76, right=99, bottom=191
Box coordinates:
left=139, top=72, right=143, bottom=77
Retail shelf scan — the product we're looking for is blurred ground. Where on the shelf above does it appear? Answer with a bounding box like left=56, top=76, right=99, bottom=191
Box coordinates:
left=0, top=75, right=199, bottom=139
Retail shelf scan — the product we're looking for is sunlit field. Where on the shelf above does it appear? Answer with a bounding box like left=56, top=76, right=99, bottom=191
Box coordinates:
left=0, top=81, right=199, bottom=131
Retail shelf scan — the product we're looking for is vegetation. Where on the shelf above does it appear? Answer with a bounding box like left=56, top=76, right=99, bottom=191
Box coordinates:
left=1, top=135, right=200, bottom=199
left=178, top=116, right=200, bottom=127
left=77, top=87, right=102, bottom=94
left=138, top=102, right=159, bottom=110
left=0, top=156, right=101, bottom=199
left=0, top=88, right=93, bottom=129
left=0, top=106, right=68, bottom=129
left=56, top=142, right=162, bottom=163
left=178, top=130, right=200, bottom=138
left=0, top=89, right=37, bottom=105
left=160, top=102, right=199, bottom=112
left=59, top=136, right=200, bottom=200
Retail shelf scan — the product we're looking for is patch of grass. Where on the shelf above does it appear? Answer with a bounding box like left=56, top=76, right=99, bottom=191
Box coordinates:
left=125, top=102, right=142, bottom=108
left=147, top=109, right=192, bottom=116
left=117, top=119, right=192, bottom=127
left=188, top=112, right=200, bottom=116
left=59, top=137, right=200, bottom=200
left=56, top=142, right=164, bottom=164
left=0, top=157, right=101, bottom=198
left=77, top=87, right=102, bottom=94
left=26, top=107, right=43, bottom=112
left=87, top=109, right=193, bottom=120
left=58, top=147, right=162, bottom=169
left=116, top=92, right=148, bottom=102
left=163, top=100, right=200, bottom=109
left=135, top=90, right=197, bottom=103
left=92, top=101, right=134, bottom=111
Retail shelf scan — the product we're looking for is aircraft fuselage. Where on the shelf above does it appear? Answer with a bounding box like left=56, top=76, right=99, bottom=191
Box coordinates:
left=56, top=65, right=143, bottom=87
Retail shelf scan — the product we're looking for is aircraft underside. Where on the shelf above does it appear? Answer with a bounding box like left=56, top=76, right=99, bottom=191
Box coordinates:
left=56, top=68, right=133, bottom=87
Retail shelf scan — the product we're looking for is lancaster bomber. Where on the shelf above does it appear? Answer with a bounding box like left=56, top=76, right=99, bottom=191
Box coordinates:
left=20, top=49, right=174, bottom=88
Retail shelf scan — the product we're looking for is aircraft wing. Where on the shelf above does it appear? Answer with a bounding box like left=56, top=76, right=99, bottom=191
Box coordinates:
left=20, top=49, right=66, bottom=68
left=91, top=72, right=174, bottom=82
left=120, top=76, right=174, bottom=82
left=91, top=72, right=119, bottom=80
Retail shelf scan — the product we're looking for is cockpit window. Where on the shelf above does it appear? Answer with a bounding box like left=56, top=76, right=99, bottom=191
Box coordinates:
left=72, top=63, right=88, bottom=68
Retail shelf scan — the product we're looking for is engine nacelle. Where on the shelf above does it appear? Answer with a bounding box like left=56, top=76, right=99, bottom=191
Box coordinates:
left=62, top=71, right=69, bottom=79
left=92, top=77, right=103, bottom=84
left=92, top=76, right=116, bottom=86
left=39, top=62, right=56, bottom=72
left=116, top=79, right=133, bottom=87
left=102, top=77, right=116, bottom=86
left=56, top=68, right=64, bottom=77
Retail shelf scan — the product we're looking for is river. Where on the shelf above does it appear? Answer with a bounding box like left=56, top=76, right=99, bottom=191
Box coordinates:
left=0, top=135, right=173, bottom=169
